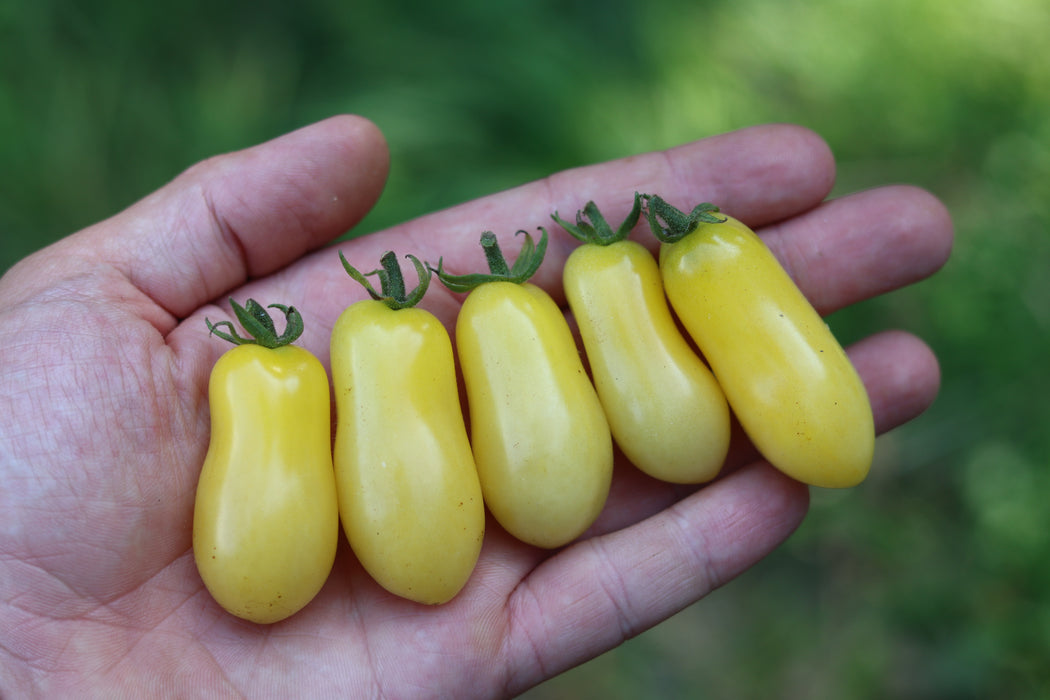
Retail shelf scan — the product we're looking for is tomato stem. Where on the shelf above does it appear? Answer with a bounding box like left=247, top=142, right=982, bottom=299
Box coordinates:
left=431, top=227, right=548, bottom=293
left=340, top=250, right=431, bottom=310
left=640, top=193, right=726, bottom=243
left=551, top=193, right=642, bottom=246
left=480, top=232, right=511, bottom=277
left=205, top=298, right=305, bottom=348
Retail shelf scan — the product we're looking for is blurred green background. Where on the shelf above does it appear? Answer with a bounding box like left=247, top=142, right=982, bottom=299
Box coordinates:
left=2, top=0, right=1048, bottom=696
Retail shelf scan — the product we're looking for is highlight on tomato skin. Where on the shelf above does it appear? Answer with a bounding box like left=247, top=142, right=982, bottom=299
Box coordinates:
left=554, top=197, right=731, bottom=485
left=433, top=228, right=614, bottom=549
left=194, top=299, right=339, bottom=624
left=330, top=251, right=485, bottom=605
left=641, top=194, right=875, bottom=489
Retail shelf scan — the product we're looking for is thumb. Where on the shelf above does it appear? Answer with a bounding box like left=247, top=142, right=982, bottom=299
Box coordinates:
left=1, top=115, right=389, bottom=325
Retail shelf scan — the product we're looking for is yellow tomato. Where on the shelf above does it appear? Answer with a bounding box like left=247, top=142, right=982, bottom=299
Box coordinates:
left=330, top=300, right=484, bottom=604
left=193, top=343, right=339, bottom=624
left=456, top=281, right=613, bottom=548
left=564, top=239, right=730, bottom=483
left=656, top=210, right=874, bottom=488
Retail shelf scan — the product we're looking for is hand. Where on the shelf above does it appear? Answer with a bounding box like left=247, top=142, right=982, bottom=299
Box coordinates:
left=0, top=116, right=951, bottom=697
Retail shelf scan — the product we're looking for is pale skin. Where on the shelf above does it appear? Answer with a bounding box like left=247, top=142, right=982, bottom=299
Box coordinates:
left=0, top=115, right=952, bottom=697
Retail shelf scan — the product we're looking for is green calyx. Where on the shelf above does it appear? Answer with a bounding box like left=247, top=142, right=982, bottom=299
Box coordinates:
left=551, top=193, right=642, bottom=246
left=640, top=193, right=726, bottom=243
left=432, top=227, right=548, bottom=293
left=340, top=250, right=431, bottom=310
left=206, top=298, right=304, bottom=348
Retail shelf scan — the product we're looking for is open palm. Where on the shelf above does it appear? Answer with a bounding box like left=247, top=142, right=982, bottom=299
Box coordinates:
left=0, top=116, right=951, bottom=697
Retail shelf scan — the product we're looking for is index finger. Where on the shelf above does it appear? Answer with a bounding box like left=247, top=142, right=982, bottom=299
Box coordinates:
left=248, top=123, right=838, bottom=353
left=360, top=123, right=837, bottom=295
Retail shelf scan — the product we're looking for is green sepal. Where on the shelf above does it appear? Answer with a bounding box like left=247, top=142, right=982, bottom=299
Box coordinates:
left=205, top=298, right=304, bottom=348
left=432, top=227, right=548, bottom=293
left=551, top=193, right=643, bottom=246
left=640, top=193, right=726, bottom=243
left=340, top=250, right=431, bottom=310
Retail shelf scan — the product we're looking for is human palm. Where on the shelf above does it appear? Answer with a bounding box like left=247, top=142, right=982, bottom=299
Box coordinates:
left=0, top=116, right=951, bottom=697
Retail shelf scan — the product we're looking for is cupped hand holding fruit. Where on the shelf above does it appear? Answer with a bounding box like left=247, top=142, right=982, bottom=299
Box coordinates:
left=0, top=116, right=951, bottom=698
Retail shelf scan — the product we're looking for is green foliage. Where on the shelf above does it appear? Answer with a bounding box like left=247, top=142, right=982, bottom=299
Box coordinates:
left=3, top=0, right=1049, bottom=697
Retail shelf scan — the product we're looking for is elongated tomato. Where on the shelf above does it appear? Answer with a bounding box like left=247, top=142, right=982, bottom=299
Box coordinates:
left=556, top=199, right=730, bottom=484
left=457, top=280, right=613, bottom=548
left=565, top=239, right=730, bottom=483
left=194, top=301, right=338, bottom=624
left=332, top=253, right=484, bottom=604
left=434, top=228, right=612, bottom=548
left=646, top=197, right=874, bottom=488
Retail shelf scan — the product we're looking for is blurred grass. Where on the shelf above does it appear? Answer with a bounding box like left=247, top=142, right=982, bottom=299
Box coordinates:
left=3, top=0, right=1049, bottom=697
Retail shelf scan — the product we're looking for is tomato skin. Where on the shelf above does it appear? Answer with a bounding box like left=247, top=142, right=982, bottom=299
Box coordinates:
left=659, top=215, right=875, bottom=488
left=456, top=281, right=613, bottom=548
left=564, top=240, right=730, bottom=483
left=330, top=300, right=484, bottom=604
left=193, top=344, right=339, bottom=624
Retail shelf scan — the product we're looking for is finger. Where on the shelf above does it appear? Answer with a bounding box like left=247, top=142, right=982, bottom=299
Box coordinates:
left=502, top=333, right=939, bottom=688
left=575, top=328, right=942, bottom=540
left=502, top=462, right=809, bottom=695
left=761, top=184, right=954, bottom=315
left=318, top=123, right=836, bottom=311
left=848, top=329, right=941, bottom=434
left=716, top=329, right=944, bottom=473
left=13, top=115, right=389, bottom=323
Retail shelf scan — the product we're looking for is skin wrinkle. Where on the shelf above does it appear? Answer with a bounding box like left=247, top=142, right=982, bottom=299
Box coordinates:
left=5, top=614, right=105, bottom=688
left=201, top=184, right=251, bottom=300
left=495, top=466, right=795, bottom=698
left=0, top=625, right=36, bottom=675
left=3, top=314, right=173, bottom=501
left=586, top=494, right=719, bottom=646
left=534, top=169, right=583, bottom=293
left=4, top=559, right=87, bottom=626
left=189, top=627, right=264, bottom=699
left=663, top=500, right=726, bottom=598
left=624, top=509, right=697, bottom=607
left=350, top=592, right=388, bottom=700
left=21, top=520, right=130, bottom=607
left=678, top=491, right=746, bottom=593
left=513, top=544, right=622, bottom=685
left=503, top=579, right=554, bottom=696
left=121, top=566, right=205, bottom=634
left=0, top=616, right=68, bottom=692
left=586, top=537, right=643, bottom=644
left=59, top=611, right=225, bottom=699
left=404, top=618, right=490, bottom=691
left=106, top=207, right=194, bottom=328
left=83, top=620, right=163, bottom=687
left=7, top=316, right=189, bottom=613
